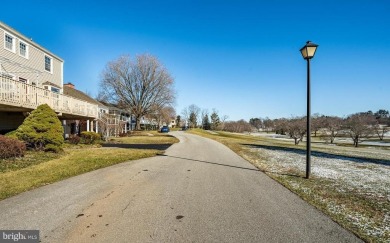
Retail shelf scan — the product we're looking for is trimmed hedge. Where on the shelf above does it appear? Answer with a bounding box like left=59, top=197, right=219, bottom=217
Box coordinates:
left=0, top=135, right=26, bottom=159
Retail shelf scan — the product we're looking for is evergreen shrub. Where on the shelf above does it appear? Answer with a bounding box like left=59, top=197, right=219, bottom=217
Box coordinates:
left=15, top=104, right=64, bottom=152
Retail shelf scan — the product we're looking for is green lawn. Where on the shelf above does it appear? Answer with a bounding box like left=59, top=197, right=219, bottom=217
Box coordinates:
left=0, top=132, right=178, bottom=201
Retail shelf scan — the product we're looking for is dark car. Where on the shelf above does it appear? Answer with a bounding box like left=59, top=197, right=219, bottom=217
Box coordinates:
left=160, top=126, right=170, bottom=133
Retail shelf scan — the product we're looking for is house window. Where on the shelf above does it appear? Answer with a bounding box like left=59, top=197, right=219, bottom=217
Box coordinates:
left=4, top=33, right=15, bottom=52
left=45, top=55, right=52, bottom=72
left=51, top=87, right=60, bottom=93
left=19, top=77, right=28, bottom=83
left=19, top=41, right=28, bottom=58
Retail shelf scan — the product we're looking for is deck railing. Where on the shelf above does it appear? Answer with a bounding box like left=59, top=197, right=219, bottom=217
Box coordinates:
left=0, top=76, right=98, bottom=118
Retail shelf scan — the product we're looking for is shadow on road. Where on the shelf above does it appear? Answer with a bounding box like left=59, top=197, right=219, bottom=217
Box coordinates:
left=158, top=154, right=259, bottom=172
left=102, top=143, right=173, bottom=151
left=242, top=143, right=390, bottom=166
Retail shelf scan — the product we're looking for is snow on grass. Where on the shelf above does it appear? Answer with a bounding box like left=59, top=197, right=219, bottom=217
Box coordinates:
left=250, top=147, right=390, bottom=241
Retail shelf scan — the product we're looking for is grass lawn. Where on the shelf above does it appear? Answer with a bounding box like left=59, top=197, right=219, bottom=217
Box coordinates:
left=188, top=129, right=390, bottom=243
left=0, top=132, right=178, bottom=201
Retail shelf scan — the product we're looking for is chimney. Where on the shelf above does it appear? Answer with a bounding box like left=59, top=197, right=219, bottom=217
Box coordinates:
left=64, top=82, right=75, bottom=89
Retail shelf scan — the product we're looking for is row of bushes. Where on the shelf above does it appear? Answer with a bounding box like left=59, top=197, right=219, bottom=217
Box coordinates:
left=1, top=104, right=102, bottom=159
left=68, top=132, right=102, bottom=145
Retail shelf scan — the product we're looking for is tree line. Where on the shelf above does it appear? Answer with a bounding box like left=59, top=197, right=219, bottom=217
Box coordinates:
left=249, top=109, right=390, bottom=147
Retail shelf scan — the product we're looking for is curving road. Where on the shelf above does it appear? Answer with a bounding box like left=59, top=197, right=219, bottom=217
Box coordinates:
left=0, top=131, right=361, bottom=242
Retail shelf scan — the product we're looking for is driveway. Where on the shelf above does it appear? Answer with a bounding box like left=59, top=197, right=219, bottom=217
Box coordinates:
left=0, top=131, right=361, bottom=242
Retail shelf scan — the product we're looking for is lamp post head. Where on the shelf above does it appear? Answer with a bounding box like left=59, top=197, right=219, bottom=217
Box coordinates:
left=300, top=41, right=318, bottom=60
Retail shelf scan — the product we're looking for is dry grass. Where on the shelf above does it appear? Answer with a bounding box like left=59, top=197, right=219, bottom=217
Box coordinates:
left=110, top=132, right=179, bottom=144
left=189, top=129, right=390, bottom=243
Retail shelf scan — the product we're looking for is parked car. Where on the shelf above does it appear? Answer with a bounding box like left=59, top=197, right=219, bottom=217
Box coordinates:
left=160, top=126, right=170, bottom=133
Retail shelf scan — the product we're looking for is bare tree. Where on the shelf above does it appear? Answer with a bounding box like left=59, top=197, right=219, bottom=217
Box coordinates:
left=322, top=116, right=343, bottom=144
left=346, top=113, right=376, bottom=147
left=223, top=119, right=252, bottom=133
left=312, top=113, right=324, bottom=137
left=287, top=117, right=307, bottom=145
left=181, top=107, right=190, bottom=126
left=99, top=54, right=176, bottom=130
left=220, top=114, right=229, bottom=130
left=274, top=118, right=288, bottom=135
left=374, top=123, right=389, bottom=141
left=373, top=109, right=390, bottom=140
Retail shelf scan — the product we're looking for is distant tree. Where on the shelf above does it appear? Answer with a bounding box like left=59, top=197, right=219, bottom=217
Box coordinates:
left=249, top=118, right=262, bottom=132
left=263, top=118, right=274, bottom=133
left=374, top=109, right=389, bottom=119
left=202, top=113, right=211, bottom=130
left=287, top=117, right=306, bottom=145
left=200, top=109, right=208, bottom=129
left=181, top=107, right=190, bottom=124
left=15, top=104, right=64, bottom=152
left=223, top=119, right=252, bottom=133
left=322, top=116, right=343, bottom=144
left=220, top=114, right=229, bottom=130
left=346, top=113, right=376, bottom=147
left=189, top=112, right=197, bottom=128
left=210, top=109, right=221, bottom=130
left=159, top=106, right=175, bottom=127
left=274, top=118, right=288, bottom=135
left=176, top=115, right=181, bottom=128
left=99, top=54, right=176, bottom=130
left=373, top=123, right=389, bottom=141
left=188, top=104, right=200, bottom=128
left=312, top=113, right=324, bottom=137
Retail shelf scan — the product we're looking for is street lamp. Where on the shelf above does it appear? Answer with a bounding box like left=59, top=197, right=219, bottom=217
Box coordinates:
left=300, top=41, right=318, bottom=179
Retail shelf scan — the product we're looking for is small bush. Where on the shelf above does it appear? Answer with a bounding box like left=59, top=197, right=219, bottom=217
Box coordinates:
left=68, top=135, right=81, bottom=145
left=80, top=131, right=101, bottom=144
left=0, top=135, right=26, bottom=159
left=118, top=132, right=128, bottom=137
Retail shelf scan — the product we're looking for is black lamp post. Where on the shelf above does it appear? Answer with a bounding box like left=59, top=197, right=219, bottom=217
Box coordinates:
left=300, top=41, right=318, bottom=179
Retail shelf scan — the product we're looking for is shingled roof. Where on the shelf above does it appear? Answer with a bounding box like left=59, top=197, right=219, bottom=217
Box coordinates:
left=63, top=84, right=104, bottom=107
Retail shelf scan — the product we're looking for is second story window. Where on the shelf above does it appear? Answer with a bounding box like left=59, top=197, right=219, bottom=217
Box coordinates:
left=19, top=42, right=28, bottom=58
left=4, top=33, right=15, bottom=52
left=51, top=87, right=60, bottom=93
left=45, top=55, right=52, bottom=73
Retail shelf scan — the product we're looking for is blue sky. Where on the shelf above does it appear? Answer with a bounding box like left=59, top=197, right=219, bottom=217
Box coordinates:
left=2, top=0, right=389, bottom=120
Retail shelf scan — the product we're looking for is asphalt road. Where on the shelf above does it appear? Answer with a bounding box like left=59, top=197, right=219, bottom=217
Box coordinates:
left=0, top=131, right=362, bottom=242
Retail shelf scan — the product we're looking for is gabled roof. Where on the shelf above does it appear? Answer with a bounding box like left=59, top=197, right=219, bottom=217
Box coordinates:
left=42, top=81, right=61, bottom=88
left=63, top=86, right=104, bottom=106
left=0, top=21, right=63, bottom=62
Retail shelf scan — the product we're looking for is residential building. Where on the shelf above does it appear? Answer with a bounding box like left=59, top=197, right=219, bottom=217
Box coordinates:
left=0, top=22, right=97, bottom=134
